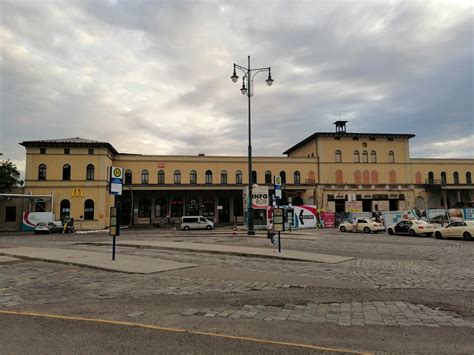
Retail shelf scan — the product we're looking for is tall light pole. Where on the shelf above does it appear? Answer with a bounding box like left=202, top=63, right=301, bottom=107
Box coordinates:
left=231, top=56, right=274, bottom=235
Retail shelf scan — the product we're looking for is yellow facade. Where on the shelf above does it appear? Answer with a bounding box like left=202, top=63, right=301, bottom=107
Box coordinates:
left=13, top=130, right=473, bottom=230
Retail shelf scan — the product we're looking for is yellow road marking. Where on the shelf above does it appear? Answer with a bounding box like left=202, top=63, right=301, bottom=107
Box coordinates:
left=0, top=310, right=372, bottom=354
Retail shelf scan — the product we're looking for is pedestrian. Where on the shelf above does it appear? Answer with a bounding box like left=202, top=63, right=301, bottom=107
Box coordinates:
left=352, top=216, right=358, bottom=232
left=267, top=223, right=275, bottom=245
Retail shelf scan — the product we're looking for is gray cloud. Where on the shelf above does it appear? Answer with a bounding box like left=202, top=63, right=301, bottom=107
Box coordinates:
left=1, top=0, right=473, bottom=175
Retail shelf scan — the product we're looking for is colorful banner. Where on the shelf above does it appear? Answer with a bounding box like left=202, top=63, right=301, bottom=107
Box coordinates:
left=321, top=211, right=335, bottom=228
left=22, top=212, right=54, bottom=232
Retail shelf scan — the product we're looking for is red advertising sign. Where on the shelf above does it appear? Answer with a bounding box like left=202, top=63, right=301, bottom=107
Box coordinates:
left=322, top=211, right=335, bottom=228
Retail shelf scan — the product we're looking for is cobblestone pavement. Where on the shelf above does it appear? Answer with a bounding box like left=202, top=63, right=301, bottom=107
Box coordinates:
left=181, top=301, right=474, bottom=328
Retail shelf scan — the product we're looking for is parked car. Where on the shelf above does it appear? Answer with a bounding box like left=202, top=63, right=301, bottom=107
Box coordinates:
left=35, top=222, right=54, bottom=234
left=434, top=221, right=474, bottom=240
left=339, top=218, right=385, bottom=233
left=50, top=221, right=63, bottom=233
left=387, top=219, right=435, bottom=237
left=180, top=216, right=214, bottom=230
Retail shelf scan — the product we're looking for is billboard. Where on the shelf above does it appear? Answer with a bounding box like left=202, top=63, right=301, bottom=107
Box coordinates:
left=22, top=212, right=54, bottom=232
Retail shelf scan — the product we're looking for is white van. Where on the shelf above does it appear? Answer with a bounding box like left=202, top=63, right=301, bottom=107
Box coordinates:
left=181, top=216, right=214, bottom=230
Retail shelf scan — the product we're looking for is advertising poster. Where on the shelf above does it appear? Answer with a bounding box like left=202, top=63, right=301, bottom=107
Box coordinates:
left=426, top=209, right=448, bottom=225
left=382, top=210, right=417, bottom=229
left=22, top=212, right=54, bottom=231
left=321, top=211, right=335, bottom=228
left=446, top=208, right=464, bottom=222
left=463, top=208, right=474, bottom=220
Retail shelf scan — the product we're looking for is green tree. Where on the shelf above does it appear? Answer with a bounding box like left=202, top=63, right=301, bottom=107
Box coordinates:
left=0, top=160, right=23, bottom=189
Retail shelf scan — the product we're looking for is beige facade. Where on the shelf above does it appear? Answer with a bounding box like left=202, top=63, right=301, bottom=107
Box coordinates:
left=8, top=126, right=473, bottom=230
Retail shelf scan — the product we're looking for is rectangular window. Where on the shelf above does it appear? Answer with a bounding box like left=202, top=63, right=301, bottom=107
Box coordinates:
left=40, top=148, right=46, bottom=154
left=64, top=148, right=70, bottom=155
left=88, top=149, right=94, bottom=155
left=5, top=206, right=16, bottom=222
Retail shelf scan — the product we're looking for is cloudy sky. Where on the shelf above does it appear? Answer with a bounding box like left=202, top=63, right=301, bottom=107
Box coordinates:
left=1, top=0, right=473, bottom=174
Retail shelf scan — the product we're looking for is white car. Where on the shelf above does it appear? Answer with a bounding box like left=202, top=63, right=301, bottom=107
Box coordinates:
left=339, top=218, right=385, bottom=234
left=387, top=220, right=435, bottom=237
left=434, top=221, right=474, bottom=240
left=180, top=216, right=214, bottom=230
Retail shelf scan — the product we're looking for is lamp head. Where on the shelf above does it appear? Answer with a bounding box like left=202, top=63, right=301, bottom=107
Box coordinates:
left=266, top=73, right=274, bottom=86
left=230, top=69, right=239, bottom=83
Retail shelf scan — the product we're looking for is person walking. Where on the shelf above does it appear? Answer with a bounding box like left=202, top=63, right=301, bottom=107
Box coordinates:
left=352, top=216, right=358, bottom=232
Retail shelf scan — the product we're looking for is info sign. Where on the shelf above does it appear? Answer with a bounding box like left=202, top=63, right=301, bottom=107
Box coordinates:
left=110, top=167, right=123, bottom=196
left=273, top=208, right=285, bottom=232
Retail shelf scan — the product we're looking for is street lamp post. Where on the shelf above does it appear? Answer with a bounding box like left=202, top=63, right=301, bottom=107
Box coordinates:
left=230, top=56, right=273, bottom=235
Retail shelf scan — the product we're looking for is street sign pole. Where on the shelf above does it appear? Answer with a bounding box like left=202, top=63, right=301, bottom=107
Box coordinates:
left=109, top=167, right=123, bottom=261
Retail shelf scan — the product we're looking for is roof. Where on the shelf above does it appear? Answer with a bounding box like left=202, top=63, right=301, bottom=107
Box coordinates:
left=283, top=132, right=416, bottom=155
left=20, top=137, right=119, bottom=155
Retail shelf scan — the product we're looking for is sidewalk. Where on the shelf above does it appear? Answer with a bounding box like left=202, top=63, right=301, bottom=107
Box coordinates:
left=85, top=241, right=354, bottom=264
left=0, top=247, right=197, bottom=274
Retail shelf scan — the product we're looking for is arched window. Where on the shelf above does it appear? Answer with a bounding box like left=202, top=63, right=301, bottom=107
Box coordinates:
left=294, top=171, right=301, bottom=185
left=236, top=170, right=242, bottom=185
left=428, top=171, right=434, bottom=184
left=170, top=198, right=183, bottom=217
left=389, top=170, right=397, bottom=184
left=453, top=172, right=459, bottom=184
left=138, top=198, right=151, bottom=218
left=84, top=199, right=94, bottom=220
left=280, top=171, right=286, bottom=184
left=158, top=170, right=165, bottom=184
left=60, top=199, right=70, bottom=221
left=251, top=171, right=257, bottom=184
left=86, top=164, right=94, bottom=180
left=155, top=198, right=167, bottom=217
left=220, top=170, right=227, bottom=184
left=38, top=164, right=47, bottom=180
left=186, top=198, right=199, bottom=215
left=353, top=151, right=360, bottom=163
left=363, top=170, right=370, bottom=184
left=62, top=164, right=71, bottom=180
left=141, top=170, right=149, bottom=184
left=190, top=170, right=197, bottom=184
left=35, top=199, right=46, bottom=212
left=441, top=172, right=446, bottom=184
left=354, top=170, right=361, bottom=184
left=335, top=150, right=342, bottom=163
left=202, top=197, right=215, bottom=217
left=205, top=170, right=212, bottom=184
left=388, top=151, right=395, bottom=163
left=467, top=172, right=472, bottom=184
left=265, top=171, right=272, bottom=184
left=371, top=151, right=377, bottom=163
left=415, top=172, right=422, bottom=184
left=362, top=151, right=368, bottom=163
left=371, top=170, right=379, bottom=184
left=335, top=170, right=343, bottom=184
left=125, top=169, right=132, bottom=184
left=174, top=170, right=181, bottom=184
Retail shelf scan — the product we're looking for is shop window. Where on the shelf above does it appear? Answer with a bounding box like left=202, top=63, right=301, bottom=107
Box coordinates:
left=138, top=198, right=151, bottom=218
left=388, top=151, right=395, bottom=163
left=186, top=198, right=199, bottom=215
left=220, top=170, right=227, bottom=184
left=353, top=151, right=360, bottom=163
left=86, top=164, right=94, bottom=180
left=265, top=171, right=272, bottom=184
left=335, top=170, right=343, bottom=184
left=5, top=206, right=16, bottom=222
left=155, top=198, right=167, bottom=217
left=205, top=170, right=212, bottom=184
left=62, top=164, right=71, bottom=180
left=190, top=170, right=197, bottom=184
left=453, top=172, right=459, bottom=184
left=236, top=170, right=242, bottom=185
left=335, top=150, right=342, bottom=163
left=467, top=172, right=472, bottom=184
left=35, top=199, right=46, bottom=212
left=362, top=151, right=368, bottom=163
left=251, top=171, right=257, bottom=184
left=233, top=194, right=243, bottom=216
left=84, top=199, right=94, bottom=220
left=371, top=151, right=377, bottom=163
left=294, top=171, right=301, bottom=185
left=125, top=169, right=132, bottom=184
left=38, top=164, right=47, bottom=180
left=158, top=170, right=165, bottom=184
left=60, top=199, right=70, bottom=221
left=141, top=170, right=149, bottom=184
left=280, top=171, right=286, bottom=184
left=170, top=198, right=184, bottom=217
left=202, top=197, right=215, bottom=217
left=174, top=170, right=181, bottom=184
